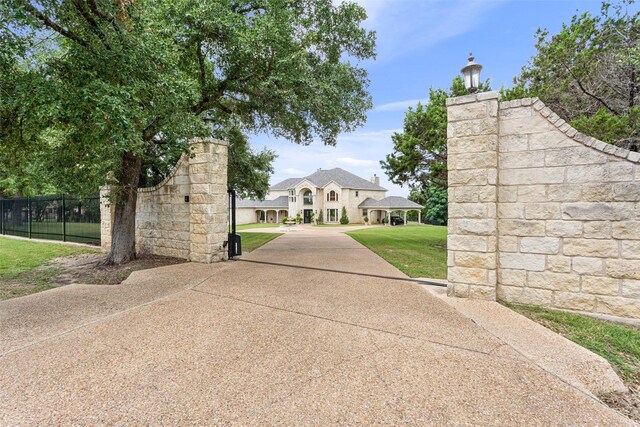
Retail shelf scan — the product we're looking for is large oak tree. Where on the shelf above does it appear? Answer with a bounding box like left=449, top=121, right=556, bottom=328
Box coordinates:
left=1, top=0, right=375, bottom=263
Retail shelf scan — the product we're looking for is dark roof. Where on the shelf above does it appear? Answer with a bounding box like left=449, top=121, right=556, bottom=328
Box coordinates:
left=270, top=168, right=386, bottom=191
left=358, top=196, right=423, bottom=209
left=270, top=178, right=303, bottom=191
left=236, top=195, right=288, bottom=209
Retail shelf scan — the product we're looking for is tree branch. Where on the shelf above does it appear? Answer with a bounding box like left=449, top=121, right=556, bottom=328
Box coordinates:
left=21, top=2, right=89, bottom=48
left=86, top=0, right=108, bottom=20
left=196, top=41, right=206, bottom=88
left=563, top=62, right=620, bottom=114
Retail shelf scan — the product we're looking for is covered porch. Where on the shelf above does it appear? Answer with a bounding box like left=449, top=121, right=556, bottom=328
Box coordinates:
left=256, top=209, right=289, bottom=224
left=358, top=196, right=424, bottom=226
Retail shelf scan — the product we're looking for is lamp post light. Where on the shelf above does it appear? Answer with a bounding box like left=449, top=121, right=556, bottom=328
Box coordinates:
left=461, top=53, right=482, bottom=94
left=203, top=110, right=215, bottom=133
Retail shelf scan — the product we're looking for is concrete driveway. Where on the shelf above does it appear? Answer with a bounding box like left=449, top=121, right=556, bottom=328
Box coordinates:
left=0, top=228, right=633, bottom=425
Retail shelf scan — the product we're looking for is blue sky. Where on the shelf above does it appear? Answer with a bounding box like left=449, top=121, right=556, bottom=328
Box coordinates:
left=249, top=0, right=608, bottom=197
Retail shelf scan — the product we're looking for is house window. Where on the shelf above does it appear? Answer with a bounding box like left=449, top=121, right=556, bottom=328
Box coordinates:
left=327, top=209, right=338, bottom=222
left=303, top=190, right=313, bottom=205
left=327, top=190, right=338, bottom=202
left=362, top=209, right=368, bottom=216
left=355, top=191, right=359, bottom=197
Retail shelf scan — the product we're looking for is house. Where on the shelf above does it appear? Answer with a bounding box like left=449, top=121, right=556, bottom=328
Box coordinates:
left=235, top=168, right=423, bottom=225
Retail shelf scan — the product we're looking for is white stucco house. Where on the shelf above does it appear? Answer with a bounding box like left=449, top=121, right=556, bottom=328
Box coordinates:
left=236, top=168, right=423, bottom=225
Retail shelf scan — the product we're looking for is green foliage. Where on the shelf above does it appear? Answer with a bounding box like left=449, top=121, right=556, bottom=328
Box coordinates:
left=381, top=76, right=490, bottom=191
left=295, top=212, right=302, bottom=224
left=499, top=82, right=534, bottom=102
left=0, top=0, right=376, bottom=217
left=317, top=210, right=324, bottom=225
left=424, top=185, right=448, bottom=225
left=225, top=127, right=276, bottom=200
left=512, top=1, right=640, bottom=124
left=409, top=185, right=447, bottom=225
left=363, top=215, right=368, bottom=223
left=571, top=107, right=640, bottom=146
left=339, top=206, right=349, bottom=224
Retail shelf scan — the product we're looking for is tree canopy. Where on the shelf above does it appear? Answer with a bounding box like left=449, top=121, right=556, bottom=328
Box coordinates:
left=505, top=0, right=639, bottom=146
left=1, top=0, right=376, bottom=262
left=381, top=77, right=490, bottom=223
left=381, top=77, right=490, bottom=191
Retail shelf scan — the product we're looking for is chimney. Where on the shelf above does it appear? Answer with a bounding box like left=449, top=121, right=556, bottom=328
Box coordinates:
left=371, top=174, right=380, bottom=186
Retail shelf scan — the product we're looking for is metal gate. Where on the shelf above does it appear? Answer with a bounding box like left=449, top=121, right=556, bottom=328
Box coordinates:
left=227, top=189, right=241, bottom=258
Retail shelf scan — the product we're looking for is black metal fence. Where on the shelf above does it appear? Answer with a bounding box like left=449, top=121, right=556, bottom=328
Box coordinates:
left=0, top=195, right=101, bottom=245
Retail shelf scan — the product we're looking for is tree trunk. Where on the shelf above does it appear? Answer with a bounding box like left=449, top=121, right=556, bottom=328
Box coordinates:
left=107, top=151, right=142, bottom=264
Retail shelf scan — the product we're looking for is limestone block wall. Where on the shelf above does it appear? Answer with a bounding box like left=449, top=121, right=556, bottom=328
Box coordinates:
left=101, top=139, right=229, bottom=263
left=447, top=92, right=640, bottom=319
left=446, top=92, right=499, bottom=300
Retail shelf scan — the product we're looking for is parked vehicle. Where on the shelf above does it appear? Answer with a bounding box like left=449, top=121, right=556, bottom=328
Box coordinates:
left=390, top=216, right=404, bottom=226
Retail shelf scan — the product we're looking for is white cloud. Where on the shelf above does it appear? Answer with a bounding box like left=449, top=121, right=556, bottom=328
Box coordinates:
left=374, top=98, right=427, bottom=112
left=345, top=0, right=503, bottom=61
left=281, top=167, right=305, bottom=175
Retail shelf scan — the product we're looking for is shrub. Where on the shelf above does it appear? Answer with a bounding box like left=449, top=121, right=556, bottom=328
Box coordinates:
left=363, top=215, right=368, bottom=224
left=317, top=210, right=324, bottom=224
left=340, top=206, right=349, bottom=224
left=295, top=212, right=302, bottom=224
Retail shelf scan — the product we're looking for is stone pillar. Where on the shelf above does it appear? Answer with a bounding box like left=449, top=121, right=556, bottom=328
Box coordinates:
left=446, top=92, right=499, bottom=300
left=403, top=211, right=407, bottom=225
left=189, top=138, right=229, bottom=263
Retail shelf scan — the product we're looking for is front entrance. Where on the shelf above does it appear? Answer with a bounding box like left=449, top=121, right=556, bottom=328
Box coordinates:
left=303, top=209, right=313, bottom=224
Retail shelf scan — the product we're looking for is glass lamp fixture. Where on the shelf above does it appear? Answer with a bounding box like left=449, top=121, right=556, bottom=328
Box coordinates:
left=461, top=53, right=482, bottom=94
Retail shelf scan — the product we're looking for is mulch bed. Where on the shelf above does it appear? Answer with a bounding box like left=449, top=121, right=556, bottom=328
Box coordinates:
left=48, top=253, right=187, bottom=285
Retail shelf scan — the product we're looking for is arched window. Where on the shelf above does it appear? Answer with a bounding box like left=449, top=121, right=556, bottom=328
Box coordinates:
left=327, top=190, right=338, bottom=202
left=303, top=190, right=313, bottom=205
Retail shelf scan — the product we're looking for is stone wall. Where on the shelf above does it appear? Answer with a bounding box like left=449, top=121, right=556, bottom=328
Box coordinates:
left=101, top=139, right=229, bottom=263
left=447, top=92, right=640, bottom=319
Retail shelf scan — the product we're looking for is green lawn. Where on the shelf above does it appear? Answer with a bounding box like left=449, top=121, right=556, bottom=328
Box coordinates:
left=236, top=223, right=282, bottom=230
left=238, top=232, right=283, bottom=252
left=0, top=236, right=98, bottom=300
left=346, top=224, right=447, bottom=279
left=508, top=303, right=640, bottom=386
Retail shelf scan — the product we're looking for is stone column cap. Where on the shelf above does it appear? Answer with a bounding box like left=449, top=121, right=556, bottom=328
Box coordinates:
left=446, top=91, right=500, bottom=106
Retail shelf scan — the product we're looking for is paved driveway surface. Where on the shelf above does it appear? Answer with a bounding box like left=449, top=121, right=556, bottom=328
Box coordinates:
left=0, top=227, right=633, bottom=425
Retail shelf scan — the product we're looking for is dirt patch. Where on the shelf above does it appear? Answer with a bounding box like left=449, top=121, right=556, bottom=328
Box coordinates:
left=49, top=253, right=187, bottom=285
left=600, top=385, right=640, bottom=423
left=0, top=253, right=187, bottom=301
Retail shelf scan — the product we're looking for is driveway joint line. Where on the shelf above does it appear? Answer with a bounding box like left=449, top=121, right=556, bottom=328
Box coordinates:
left=235, top=258, right=447, bottom=287
left=0, top=265, right=233, bottom=358
left=190, top=287, right=508, bottom=359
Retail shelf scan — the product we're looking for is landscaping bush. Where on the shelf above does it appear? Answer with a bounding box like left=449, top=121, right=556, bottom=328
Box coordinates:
left=340, top=206, right=349, bottom=224
left=317, top=210, right=324, bottom=225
